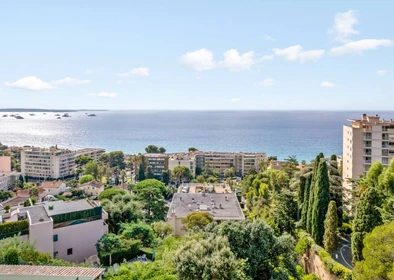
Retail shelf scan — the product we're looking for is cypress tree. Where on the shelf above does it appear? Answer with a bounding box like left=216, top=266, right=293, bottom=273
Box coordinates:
left=351, top=187, right=383, bottom=262
left=323, top=201, right=338, bottom=253
left=297, top=176, right=306, bottom=220
left=138, top=163, right=146, bottom=181
left=300, top=176, right=312, bottom=229
left=311, top=159, right=330, bottom=245
left=306, top=153, right=324, bottom=233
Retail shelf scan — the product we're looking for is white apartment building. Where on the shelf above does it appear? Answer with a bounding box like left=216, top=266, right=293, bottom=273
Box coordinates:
left=145, top=153, right=169, bottom=178
left=75, top=148, right=105, bottom=161
left=342, top=114, right=394, bottom=192
left=168, top=153, right=196, bottom=175
left=0, top=200, right=108, bottom=263
left=21, top=146, right=76, bottom=179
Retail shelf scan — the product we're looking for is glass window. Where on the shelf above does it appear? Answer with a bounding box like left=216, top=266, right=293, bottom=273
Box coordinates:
left=53, top=234, right=58, bottom=242
left=67, top=248, right=73, bottom=255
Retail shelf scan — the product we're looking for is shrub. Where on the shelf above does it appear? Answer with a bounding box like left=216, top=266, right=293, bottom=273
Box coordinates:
left=98, top=188, right=126, bottom=200
left=0, top=220, right=29, bottom=237
left=295, top=236, right=310, bottom=255
left=4, top=248, right=19, bottom=264
left=121, top=223, right=155, bottom=247
left=338, top=223, right=352, bottom=235
left=98, top=240, right=141, bottom=266
left=139, top=247, right=154, bottom=260
left=79, top=175, right=94, bottom=184
left=302, top=274, right=320, bottom=280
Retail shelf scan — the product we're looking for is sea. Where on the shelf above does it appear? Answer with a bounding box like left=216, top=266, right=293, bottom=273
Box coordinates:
left=1, top=110, right=393, bottom=161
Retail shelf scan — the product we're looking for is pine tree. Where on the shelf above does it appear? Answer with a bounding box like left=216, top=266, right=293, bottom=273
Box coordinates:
left=323, top=201, right=338, bottom=253
left=306, top=153, right=324, bottom=233
left=138, top=163, right=146, bottom=181
left=300, top=176, right=312, bottom=229
left=311, top=159, right=330, bottom=245
left=352, top=187, right=383, bottom=262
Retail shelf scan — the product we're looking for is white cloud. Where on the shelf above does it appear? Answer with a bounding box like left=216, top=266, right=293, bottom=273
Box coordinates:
left=5, top=76, right=55, bottom=91
left=377, top=70, right=388, bottom=76
left=256, top=78, right=275, bottom=87
left=117, top=67, right=150, bottom=77
left=263, top=34, right=276, bottom=41
left=52, top=77, right=90, bottom=86
left=273, top=45, right=324, bottom=62
left=230, top=98, right=241, bottom=102
left=261, top=54, right=274, bottom=61
left=85, top=69, right=95, bottom=74
left=329, top=39, right=393, bottom=55
left=328, top=10, right=359, bottom=42
left=218, top=49, right=255, bottom=72
left=179, top=48, right=216, bottom=71
left=320, top=82, right=336, bottom=88
left=91, top=92, right=117, bottom=98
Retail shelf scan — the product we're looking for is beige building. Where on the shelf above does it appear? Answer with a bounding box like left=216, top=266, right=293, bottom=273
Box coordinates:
left=342, top=114, right=394, bottom=193
left=145, top=153, right=169, bottom=178
left=168, top=153, right=196, bottom=175
left=21, top=146, right=76, bottom=179
left=167, top=192, right=244, bottom=235
left=76, top=148, right=105, bottom=161
left=0, top=171, right=21, bottom=191
left=42, top=181, right=67, bottom=196
left=1, top=200, right=108, bottom=263
left=0, top=156, right=11, bottom=172
left=79, top=181, right=105, bottom=197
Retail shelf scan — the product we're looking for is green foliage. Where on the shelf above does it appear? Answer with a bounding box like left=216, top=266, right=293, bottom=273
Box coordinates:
left=99, top=239, right=142, bottom=266
left=134, top=183, right=168, bottom=222
left=282, top=155, right=299, bottom=178
left=98, top=188, right=126, bottom=200
left=196, top=175, right=205, bottom=183
left=161, top=170, right=171, bottom=185
left=295, top=236, right=311, bottom=255
left=99, top=151, right=126, bottom=169
left=302, top=274, right=320, bottom=280
left=145, top=145, right=166, bottom=153
left=75, top=155, right=93, bottom=166
left=138, top=163, right=146, bottom=181
left=0, top=190, right=12, bottom=202
left=79, top=174, right=94, bottom=184
left=104, top=261, right=176, bottom=280
left=4, top=248, right=19, bottom=264
left=315, top=247, right=352, bottom=280
left=300, top=176, right=312, bottom=228
left=323, top=201, right=338, bottom=253
left=174, top=235, right=248, bottom=280
left=353, top=221, right=394, bottom=280
left=84, top=160, right=99, bottom=180
left=121, top=223, right=155, bottom=247
left=0, top=220, right=29, bottom=239
left=135, top=179, right=169, bottom=198
left=188, top=147, right=198, bottom=152
left=307, top=153, right=324, bottom=233
left=66, top=180, right=78, bottom=188
left=338, top=223, right=352, bottom=235
left=172, top=166, right=192, bottom=185
left=181, top=212, right=214, bottom=231
left=311, top=160, right=330, bottom=245
left=51, top=207, right=102, bottom=224
left=151, top=221, right=173, bottom=237
left=272, top=191, right=298, bottom=234
left=352, top=187, right=383, bottom=262
left=224, top=167, right=236, bottom=178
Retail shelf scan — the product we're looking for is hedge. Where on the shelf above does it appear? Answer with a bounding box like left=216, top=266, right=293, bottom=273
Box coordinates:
left=0, top=220, right=29, bottom=240
left=296, top=231, right=352, bottom=280
left=99, top=240, right=141, bottom=266
left=52, top=206, right=102, bottom=224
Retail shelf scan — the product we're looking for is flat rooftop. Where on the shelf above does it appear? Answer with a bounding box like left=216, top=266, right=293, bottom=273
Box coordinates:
left=22, top=205, right=52, bottom=224
left=168, top=193, right=244, bottom=220
left=0, top=265, right=105, bottom=280
left=44, top=200, right=94, bottom=216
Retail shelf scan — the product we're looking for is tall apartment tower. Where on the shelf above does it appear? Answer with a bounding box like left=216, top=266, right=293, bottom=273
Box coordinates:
left=342, top=114, right=394, bottom=192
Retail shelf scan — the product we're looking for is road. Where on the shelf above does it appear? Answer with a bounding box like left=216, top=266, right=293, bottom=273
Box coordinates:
left=332, top=235, right=353, bottom=270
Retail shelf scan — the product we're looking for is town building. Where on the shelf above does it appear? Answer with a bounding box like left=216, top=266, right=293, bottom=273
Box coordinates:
left=79, top=181, right=105, bottom=197
left=342, top=114, right=394, bottom=193
left=21, top=146, right=76, bottom=180
left=42, top=181, right=67, bottom=196
left=167, top=192, right=244, bottom=235
left=144, top=153, right=169, bottom=178
left=0, top=156, right=11, bottom=172
left=76, top=148, right=105, bottom=161
left=0, top=171, right=21, bottom=191
left=168, top=153, right=196, bottom=175
left=0, top=265, right=105, bottom=280
left=0, top=199, right=108, bottom=263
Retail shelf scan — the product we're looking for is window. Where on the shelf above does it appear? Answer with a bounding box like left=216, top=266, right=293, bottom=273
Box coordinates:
left=67, top=248, right=73, bottom=255
left=53, top=234, right=58, bottom=242
left=54, top=252, right=58, bottom=258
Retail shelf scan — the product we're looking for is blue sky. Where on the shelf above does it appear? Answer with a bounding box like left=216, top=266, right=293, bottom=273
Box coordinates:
left=0, top=1, right=393, bottom=110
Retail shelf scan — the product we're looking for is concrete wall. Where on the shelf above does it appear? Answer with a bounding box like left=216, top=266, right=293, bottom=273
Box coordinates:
left=29, top=220, right=54, bottom=256
left=53, top=219, right=105, bottom=263
left=168, top=216, right=186, bottom=236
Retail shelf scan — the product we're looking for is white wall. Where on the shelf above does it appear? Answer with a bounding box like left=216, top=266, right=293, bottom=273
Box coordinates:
left=29, top=220, right=54, bottom=256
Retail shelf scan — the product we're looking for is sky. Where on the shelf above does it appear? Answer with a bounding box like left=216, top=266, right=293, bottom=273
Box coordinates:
left=0, top=1, right=393, bottom=110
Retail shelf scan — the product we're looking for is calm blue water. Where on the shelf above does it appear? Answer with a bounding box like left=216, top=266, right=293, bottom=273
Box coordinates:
left=1, top=111, right=393, bottom=161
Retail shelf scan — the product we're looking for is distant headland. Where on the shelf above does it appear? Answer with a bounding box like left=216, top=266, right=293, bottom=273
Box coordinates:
left=0, top=108, right=109, bottom=112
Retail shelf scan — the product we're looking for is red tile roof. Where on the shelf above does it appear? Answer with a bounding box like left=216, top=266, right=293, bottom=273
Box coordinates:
left=0, top=265, right=105, bottom=278
left=42, top=181, right=64, bottom=189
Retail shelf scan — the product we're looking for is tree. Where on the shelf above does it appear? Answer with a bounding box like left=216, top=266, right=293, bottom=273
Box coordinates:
left=146, top=166, right=155, bottom=179
left=29, top=187, right=39, bottom=198
left=182, top=212, right=214, bottom=231
left=352, top=187, right=383, bottom=262
left=161, top=170, right=171, bottom=185
left=0, top=190, right=12, bottom=202
left=75, top=155, right=93, bottom=166
left=224, top=167, right=236, bottom=178
left=151, top=221, right=173, bottom=237
left=4, top=248, right=19, bottom=265
left=98, top=188, right=126, bottom=200
left=282, top=155, right=299, bottom=178
left=79, top=174, right=94, bottom=184
left=145, top=145, right=166, bottom=154
left=353, top=221, right=394, bottom=280
left=84, top=160, right=99, bottom=180
left=174, top=236, right=247, bottom=280
left=66, top=180, right=78, bottom=188
left=120, top=170, right=127, bottom=185
left=158, top=147, right=166, bottom=153
left=99, top=151, right=126, bottom=169
left=300, top=176, right=312, bottom=229
left=135, top=186, right=168, bottom=222
left=121, top=223, right=155, bottom=247
left=311, top=159, right=330, bottom=245
left=247, top=167, right=257, bottom=175
left=95, top=233, right=121, bottom=266
left=138, top=163, right=146, bottom=181
left=135, top=179, right=169, bottom=198
left=172, top=166, right=192, bottom=185
left=323, top=201, right=338, bottom=253
left=24, top=175, right=29, bottom=183
left=271, top=191, right=298, bottom=234
left=17, top=174, right=24, bottom=188
left=188, top=147, right=198, bottom=152
left=196, top=175, right=205, bottom=184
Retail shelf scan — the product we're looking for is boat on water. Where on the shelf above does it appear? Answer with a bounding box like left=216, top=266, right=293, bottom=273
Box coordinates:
left=62, top=113, right=71, bottom=117
left=87, top=114, right=97, bottom=117
left=10, top=114, right=15, bottom=117
left=2, top=114, right=7, bottom=117
left=29, top=113, right=36, bottom=116
left=57, top=117, right=61, bottom=119
left=55, top=114, right=60, bottom=116
left=15, top=115, right=24, bottom=119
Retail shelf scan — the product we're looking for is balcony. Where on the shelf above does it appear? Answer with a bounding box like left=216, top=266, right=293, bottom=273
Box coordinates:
left=364, top=160, right=372, bottom=164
